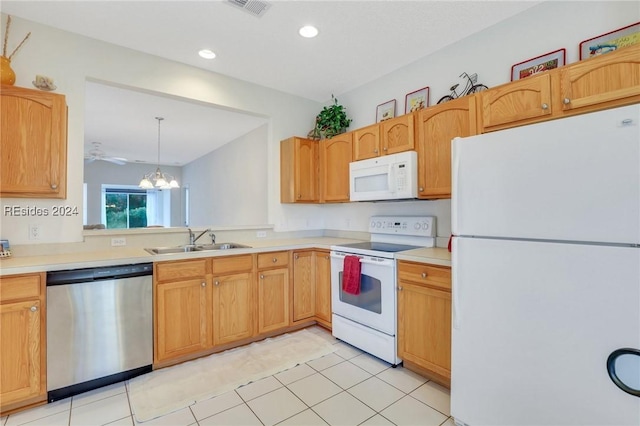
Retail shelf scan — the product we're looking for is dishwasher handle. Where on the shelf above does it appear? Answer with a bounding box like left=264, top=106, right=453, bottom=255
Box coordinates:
left=47, top=263, right=153, bottom=286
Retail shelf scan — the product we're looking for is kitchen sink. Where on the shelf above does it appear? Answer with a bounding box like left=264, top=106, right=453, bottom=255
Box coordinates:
left=145, top=243, right=252, bottom=255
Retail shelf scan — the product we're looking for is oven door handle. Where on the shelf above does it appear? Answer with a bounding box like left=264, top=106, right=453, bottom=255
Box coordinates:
left=330, top=253, right=394, bottom=267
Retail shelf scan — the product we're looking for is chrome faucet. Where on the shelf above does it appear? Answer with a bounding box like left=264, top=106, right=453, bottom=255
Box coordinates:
left=188, top=228, right=211, bottom=245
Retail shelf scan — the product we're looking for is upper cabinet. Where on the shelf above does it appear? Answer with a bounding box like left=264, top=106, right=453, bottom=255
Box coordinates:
left=1, top=85, right=67, bottom=198
left=320, top=132, right=352, bottom=203
left=479, top=72, right=553, bottom=132
left=353, top=115, right=415, bottom=161
left=280, top=137, right=319, bottom=203
left=416, top=96, right=477, bottom=199
left=557, top=44, right=640, bottom=116
left=353, top=123, right=381, bottom=161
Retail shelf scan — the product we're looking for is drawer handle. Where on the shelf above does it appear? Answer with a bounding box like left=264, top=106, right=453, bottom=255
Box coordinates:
left=30, top=305, right=38, bottom=312
left=421, top=272, right=427, bottom=278
left=273, top=257, right=278, bottom=263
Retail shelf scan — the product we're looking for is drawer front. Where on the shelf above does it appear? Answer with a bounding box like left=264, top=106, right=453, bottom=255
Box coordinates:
left=212, top=254, right=253, bottom=275
left=155, top=259, right=208, bottom=282
left=0, top=273, right=43, bottom=302
left=257, top=251, right=289, bottom=269
left=398, top=261, right=451, bottom=291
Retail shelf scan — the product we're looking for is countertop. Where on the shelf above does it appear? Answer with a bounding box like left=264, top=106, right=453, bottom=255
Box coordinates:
left=0, top=237, right=451, bottom=276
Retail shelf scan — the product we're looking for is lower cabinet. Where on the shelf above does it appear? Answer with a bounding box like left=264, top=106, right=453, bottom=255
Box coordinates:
left=314, top=250, right=332, bottom=327
left=292, top=251, right=315, bottom=322
left=257, top=252, right=290, bottom=334
left=211, top=255, right=254, bottom=346
left=397, top=261, right=452, bottom=388
left=0, top=273, right=47, bottom=414
left=154, top=259, right=211, bottom=364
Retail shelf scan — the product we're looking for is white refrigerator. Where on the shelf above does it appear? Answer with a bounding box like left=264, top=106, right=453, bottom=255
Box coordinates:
left=450, top=104, right=640, bottom=425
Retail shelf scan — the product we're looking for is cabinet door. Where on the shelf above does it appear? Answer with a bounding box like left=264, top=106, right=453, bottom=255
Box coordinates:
left=0, top=299, right=44, bottom=407
left=155, top=278, right=210, bottom=362
left=314, top=250, right=332, bottom=325
left=212, top=272, right=254, bottom=346
left=381, top=113, right=415, bottom=154
left=0, top=86, right=67, bottom=198
left=292, top=251, right=315, bottom=322
left=280, top=137, right=319, bottom=203
left=397, top=282, right=451, bottom=381
left=416, top=96, right=477, bottom=199
left=559, top=44, right=640, bottom=115
left=320, top=132, right=352, bottom=202
left=353, top=123, right=381, bottom=161
left=480, top=72, right=553, bottom=132
left=257, top=268, right=290, bottom=334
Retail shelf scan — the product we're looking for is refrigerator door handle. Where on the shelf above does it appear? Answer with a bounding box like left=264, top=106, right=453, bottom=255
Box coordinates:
left=451, top=236, right=461, bottom=329
left=607, top=348, right=640, bottom=397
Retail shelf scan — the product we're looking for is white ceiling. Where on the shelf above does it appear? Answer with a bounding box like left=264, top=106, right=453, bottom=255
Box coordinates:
left=2, top=0, right=542, bottom=165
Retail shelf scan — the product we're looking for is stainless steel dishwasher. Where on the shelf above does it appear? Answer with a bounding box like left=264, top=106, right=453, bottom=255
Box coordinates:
left=46, top=263, right=153, bottom=402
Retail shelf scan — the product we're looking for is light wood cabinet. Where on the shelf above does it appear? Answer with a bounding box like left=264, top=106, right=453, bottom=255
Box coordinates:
left=320, top=132, right=352, bottom=202
left=353, top=123, right=381, bottom=161
left=154, top=260, right=210, bottom=363
left=257, top=252, right=290, bottom=334
left=380, top=113, right=415, bottom=155
left=0, top=85, right=67, bottom=198
left=479, top=72, right=553, bottom=132
left=397, top=261, right=451, bottom=388
left=557, top=44, right=640, bottom=116
left=416, top=96, right=477, bottom=199
left=314, top=250, right=332, bottom=327
left=211, top=255, right=254, bottom=346
left=292, top=251, right=315, bottom=322
left=0, top=273, right=47, bottom=414
left=280, top=137, right=319, bottom=203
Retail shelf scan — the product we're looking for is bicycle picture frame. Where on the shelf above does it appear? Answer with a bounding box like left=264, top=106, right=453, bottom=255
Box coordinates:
left=579, top=21, right=640, bottom=60
left=376, top=99, right=396, bottom=122
left=404, top=86, right=429, bottom=114
left=511, top=49, right=566, bottom=81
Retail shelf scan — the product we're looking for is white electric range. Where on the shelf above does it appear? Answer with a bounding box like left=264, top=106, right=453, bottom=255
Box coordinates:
left=330, top=215, right=436, bottom=365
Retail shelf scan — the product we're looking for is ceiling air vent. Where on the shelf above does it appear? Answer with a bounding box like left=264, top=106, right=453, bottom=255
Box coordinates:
left=227, top=0, right=272, bottom=17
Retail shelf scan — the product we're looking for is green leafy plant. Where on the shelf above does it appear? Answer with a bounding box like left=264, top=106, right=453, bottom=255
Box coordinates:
left=308, top=95, right=352, bottom=139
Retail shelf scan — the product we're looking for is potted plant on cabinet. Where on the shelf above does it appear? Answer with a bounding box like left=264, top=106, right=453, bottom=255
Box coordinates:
left=308, top=95, right=352, bottom=139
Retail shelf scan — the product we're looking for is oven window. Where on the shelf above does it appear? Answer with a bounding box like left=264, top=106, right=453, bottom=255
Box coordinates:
left=338, top=272, right=382, bottom=314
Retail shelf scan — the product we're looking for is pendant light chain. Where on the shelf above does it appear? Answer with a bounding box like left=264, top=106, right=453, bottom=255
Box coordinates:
left=138, top=116, right=179, bottom=189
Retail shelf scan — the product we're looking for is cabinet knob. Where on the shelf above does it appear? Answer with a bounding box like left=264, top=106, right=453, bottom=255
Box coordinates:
left=294, top=254, right=299, bottom=260
left=260, top=274, right=265, bottom=279
left=297, top=194, right=301, bottom=199
left=383, top=147, right=387, bottom=151
left=397, top=286, right=403, bottom=291
left=50, top=183, right=58, bottom=189
left=541, top=103, right=549, bottom=110
left=421, top=272, right=427, bottom=278
left=30, top=306, right=38, bottom=312
left=563, top=98, right=571, bottom=105
left=273, top=257, right=278, bottom=263
left=201, top=282, right=206, bottom=287
left=215, top=281, right=219, bottom=286
left=419, top=187, right=424, bottom=192
left=374, top=149, right=378, bottom=154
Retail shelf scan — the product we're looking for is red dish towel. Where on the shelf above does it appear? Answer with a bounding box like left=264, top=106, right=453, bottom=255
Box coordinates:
left=342, top=255, right=362, bottom=295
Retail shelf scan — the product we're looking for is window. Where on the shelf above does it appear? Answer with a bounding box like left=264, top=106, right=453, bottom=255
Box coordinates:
left=103, top=187, right=148, bottom=229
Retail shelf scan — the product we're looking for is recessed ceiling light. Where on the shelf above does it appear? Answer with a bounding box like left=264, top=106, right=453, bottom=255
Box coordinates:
left=299, top=25, right=319, bottom=38
left=198, top=49, right=216, bottom=59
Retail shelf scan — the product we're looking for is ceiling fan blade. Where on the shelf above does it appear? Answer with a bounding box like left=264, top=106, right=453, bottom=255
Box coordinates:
left=103, top=157, right=127, bottom=165
left=84, top=157, right=96, bottom=163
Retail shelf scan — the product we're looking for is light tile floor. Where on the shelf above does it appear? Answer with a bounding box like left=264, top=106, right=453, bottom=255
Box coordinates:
left=1, top=327, right=453, bottom=426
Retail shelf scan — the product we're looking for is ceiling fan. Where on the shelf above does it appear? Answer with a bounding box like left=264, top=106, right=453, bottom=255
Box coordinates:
left=84, top=142, right=127, bottom=165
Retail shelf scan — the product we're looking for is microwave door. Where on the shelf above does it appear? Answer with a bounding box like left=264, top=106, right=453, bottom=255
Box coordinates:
left=351, top=163, right=392, bottom=201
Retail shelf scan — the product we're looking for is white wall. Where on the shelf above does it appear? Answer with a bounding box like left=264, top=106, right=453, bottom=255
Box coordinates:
left=1, top=1, right=637, bottom=247
left=183, top=124, right=269, bottom=227
left=84, top=161, right=183, bottom=227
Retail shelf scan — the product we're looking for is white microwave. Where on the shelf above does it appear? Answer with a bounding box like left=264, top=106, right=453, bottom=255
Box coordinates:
left=349, top=151, right=418, bottom=201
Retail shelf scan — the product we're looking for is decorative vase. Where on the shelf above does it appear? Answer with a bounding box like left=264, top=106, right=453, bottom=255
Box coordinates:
left=1, top=56, right=16, bottom=85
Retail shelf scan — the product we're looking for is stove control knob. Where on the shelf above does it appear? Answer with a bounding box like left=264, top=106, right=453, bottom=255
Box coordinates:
left=423, top=222, right=430, bottom=231
left=376, top=221, right=382, bottom=228
left=414, top=223, right=421, bottom=230
left=370, top=220, right=375, bottom=228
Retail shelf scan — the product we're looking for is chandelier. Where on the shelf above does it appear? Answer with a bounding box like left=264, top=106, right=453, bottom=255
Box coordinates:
left=139, top=117, right=179, bottom=189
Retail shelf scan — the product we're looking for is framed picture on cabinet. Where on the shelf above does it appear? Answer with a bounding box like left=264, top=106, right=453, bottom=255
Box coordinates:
left=510, top=49, right=566, bottom=81
left=404, top=86, right=430, bottom=113
left=579, top=21, right=640, bottom=60
left=376, top=99, right=396, bottom=122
